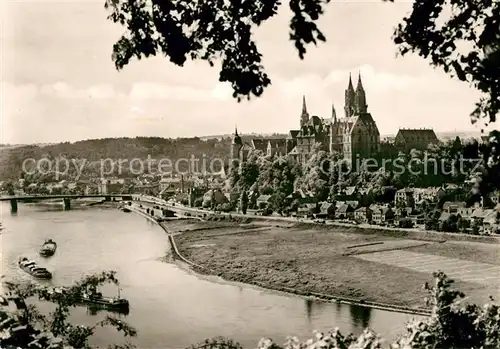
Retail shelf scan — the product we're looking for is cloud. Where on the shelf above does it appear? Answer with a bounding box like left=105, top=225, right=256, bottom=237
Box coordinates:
left=128, top=81, right=233, bottom=102
left=30, top=82, right=122, bottom=100
left=130, top=106, right=145, bottom=115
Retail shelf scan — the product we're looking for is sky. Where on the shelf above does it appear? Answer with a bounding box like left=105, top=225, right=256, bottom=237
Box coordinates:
left=1, top=0, right=497, bottom=144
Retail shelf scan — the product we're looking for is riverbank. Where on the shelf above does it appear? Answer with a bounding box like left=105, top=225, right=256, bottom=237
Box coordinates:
left=171, top=220, right=499, bottom=313
left=127, top=205, right=430, bottom=315
left=128, top=203, right=499, bottom=317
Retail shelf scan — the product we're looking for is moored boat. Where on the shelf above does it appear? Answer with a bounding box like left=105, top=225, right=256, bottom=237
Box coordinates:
left=76, top=284, right=129, bottom=313
left=76, top=291, right=130, bottom=313
left=18, top=257, right=52, bottom=279
left=40, top=239, right=57, bottom=257
left=121, top=207, right=131, bottom=213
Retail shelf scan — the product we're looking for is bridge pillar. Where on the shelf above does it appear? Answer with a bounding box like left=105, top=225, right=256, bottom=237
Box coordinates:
left=10, top=199, right=18, bottom=213
left=63, top=198, right=71, bottom=210
left=104, top=196, right=111, bottom=201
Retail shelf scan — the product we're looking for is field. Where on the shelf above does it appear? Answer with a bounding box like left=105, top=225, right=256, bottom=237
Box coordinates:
left=173, top=221, right=500, bottom=310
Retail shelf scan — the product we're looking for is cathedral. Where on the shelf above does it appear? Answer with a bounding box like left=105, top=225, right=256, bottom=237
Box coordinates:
left=230, top=73, right=380, bottom=169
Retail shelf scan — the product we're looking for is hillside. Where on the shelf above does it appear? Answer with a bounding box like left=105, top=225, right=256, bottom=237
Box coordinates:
left=0, top=137, right=233, bottom=181
left=0, top=134, right=288, bottom=181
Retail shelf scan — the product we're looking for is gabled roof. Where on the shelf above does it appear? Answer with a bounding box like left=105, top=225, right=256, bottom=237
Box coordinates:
left=345, top=186, right=357, bottom=196
left=268, top=138, right=287, bottom=150
left=337, top=203, right=354, bottom=213
left=395, top=129, right=439, bottom=144
left=295, top=189, right=313, bottom=199
left=288, top=130, right=300, bottom=139
left=251, top=139, right=268, bottom=152
left=288, top=146, right=299, bottom=155
left=319, top=202, right=334, bottom=214
left=257, top=194, right=272, bottom=202
left=483, top=210, right=499, bottom=224
left=471, top=208, right=492, bottom=219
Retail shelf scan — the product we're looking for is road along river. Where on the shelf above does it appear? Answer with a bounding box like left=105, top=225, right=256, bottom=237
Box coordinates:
left=1, top=202, right=419, bottom=348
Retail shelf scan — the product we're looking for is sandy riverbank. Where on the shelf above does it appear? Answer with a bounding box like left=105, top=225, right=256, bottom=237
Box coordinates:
left=171, top=220, right=499, bottom=312
left=126, top=204, right=499, bottom=315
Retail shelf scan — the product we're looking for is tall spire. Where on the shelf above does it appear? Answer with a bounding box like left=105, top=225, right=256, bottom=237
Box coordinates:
left=356, top=71, right=364, bottom=91
left=355, top=72, right=367, bottom=113
left=232, top=125, right=242, bottom=145
left=332, top=102, right=337, bottom=123
left=348, top=73, right=355, bottom=92
left=344, top=73, right=356, bottom=118
left=300, top=95, right=310, bottom=127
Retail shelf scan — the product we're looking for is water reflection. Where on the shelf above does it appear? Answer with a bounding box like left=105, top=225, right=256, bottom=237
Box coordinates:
left=350, top=304, right=372, bottom=330
left=305, top=299, right=312, bottom=322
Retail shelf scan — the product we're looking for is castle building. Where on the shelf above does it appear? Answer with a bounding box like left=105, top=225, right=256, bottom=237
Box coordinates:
left=230, top=73, right=381, bottom=169
left=229, top=127, right=288, bottom=169
left=394, top=128, right=440, bottom=151
left=287, top=96, right=332, bottom=163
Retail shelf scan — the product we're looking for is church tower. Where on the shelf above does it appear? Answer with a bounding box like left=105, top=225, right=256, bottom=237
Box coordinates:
left=300, top=95, right=310, bottom=127
left=329, top=102, right=338, bottom=153
left=230, top=126, right=243, bottom=168
left=355, top=72, right=368, bottom=114
left=344, top=74, right=356, bottom=117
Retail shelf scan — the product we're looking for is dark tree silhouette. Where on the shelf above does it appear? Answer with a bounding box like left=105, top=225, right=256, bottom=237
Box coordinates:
left=394, top=0, right=499, bottom=126
left=105, top=0, right=498, bottom=123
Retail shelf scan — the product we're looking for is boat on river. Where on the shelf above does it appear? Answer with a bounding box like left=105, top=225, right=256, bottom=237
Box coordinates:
left=76, top=289, right=129, bottom=313
left=121, top=207, right=131, bottom=213
left=40, top=239, right=57, bottom=257
left=18, top=257, right=52, bottom=279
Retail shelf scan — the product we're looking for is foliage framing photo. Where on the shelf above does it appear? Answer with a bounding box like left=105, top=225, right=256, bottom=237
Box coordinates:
left=104, top=0, right=499, bottom=125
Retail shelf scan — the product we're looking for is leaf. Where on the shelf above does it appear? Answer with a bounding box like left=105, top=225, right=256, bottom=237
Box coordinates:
left=451, top=61, right=467, bottom=81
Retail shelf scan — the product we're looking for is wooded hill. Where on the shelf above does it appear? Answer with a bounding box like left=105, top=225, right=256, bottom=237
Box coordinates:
left=0, top=137, right=235, bottom=180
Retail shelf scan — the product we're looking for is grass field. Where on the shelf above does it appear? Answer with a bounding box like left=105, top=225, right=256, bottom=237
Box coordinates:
left=173, top=222, right=499, bottom=309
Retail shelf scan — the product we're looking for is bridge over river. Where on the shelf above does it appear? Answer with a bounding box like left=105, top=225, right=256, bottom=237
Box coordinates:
left=0, top=194, right=134, bottom=212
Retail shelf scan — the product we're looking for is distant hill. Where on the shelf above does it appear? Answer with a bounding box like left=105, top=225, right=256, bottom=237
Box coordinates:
left=0, top=134, right=285, bottom=181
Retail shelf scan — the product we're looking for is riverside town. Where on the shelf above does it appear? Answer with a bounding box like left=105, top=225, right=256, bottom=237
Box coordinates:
left=1, top=1, right=500, bottom=349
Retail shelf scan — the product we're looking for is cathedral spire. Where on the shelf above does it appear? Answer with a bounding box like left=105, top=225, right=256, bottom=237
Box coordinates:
left=348, top=73, right=355, bottom=94
left=355, top=72, right=367, bottom=113
left=344, top=73, right=357, bottom=118
left=356, top=72, right=364, bottom=91
left=235, top=125, right=239, bottom=136
left=302, top=95, right=307, bottom=114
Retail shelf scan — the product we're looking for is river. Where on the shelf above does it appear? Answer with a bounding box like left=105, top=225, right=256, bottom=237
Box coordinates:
left=1, top=202, right=419, bottom=348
